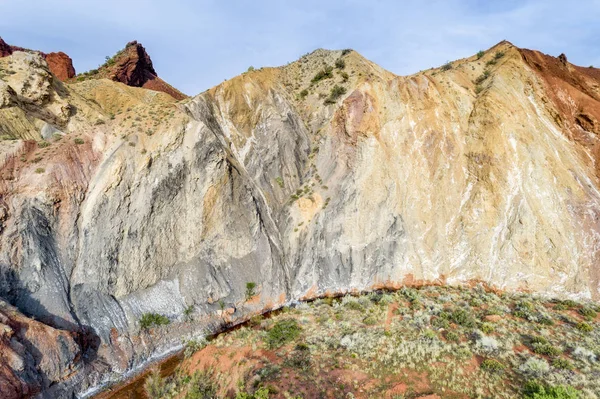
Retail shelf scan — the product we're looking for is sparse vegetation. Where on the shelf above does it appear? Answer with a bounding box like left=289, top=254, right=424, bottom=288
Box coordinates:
left=311, top=66, right=334, bottom=83
left=476, top=50, right=485, bottom=59
left=245, top=282, right=257, bottom=300
left=34, top=167, right=45, bottom=174
left=335, top=58, right=345, bottom=69
left=122, top=286, right=600, bottom=398
left=139, top=312, right=170, bottom=330
left=266, top=319, right=301, bottom=349
left=74, top=138, right=85, bottom=145
left=441, top=62, right=453, bottom=71
left=324, top=84, right=347, bottom=104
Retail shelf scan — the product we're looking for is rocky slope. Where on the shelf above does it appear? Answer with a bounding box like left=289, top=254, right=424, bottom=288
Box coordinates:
left=0, top=41, right=599, bottom=397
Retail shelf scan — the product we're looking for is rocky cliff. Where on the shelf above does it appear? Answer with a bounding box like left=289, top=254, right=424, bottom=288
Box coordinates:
left=0, top=37, right=76, bottom=82
left=72, top=41, right=187, bottom=100
left=0, top=41, right=599, bottom=397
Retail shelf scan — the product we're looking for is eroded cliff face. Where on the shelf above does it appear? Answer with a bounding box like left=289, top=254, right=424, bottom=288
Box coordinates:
left=0, top=42, right=599, bottom=396
left=0, top=37, right=76, bottom=82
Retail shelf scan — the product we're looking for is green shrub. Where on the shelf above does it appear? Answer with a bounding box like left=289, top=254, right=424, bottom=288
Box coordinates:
left=481, top=322, right=495, bottom=334
left=494, top=51, right=505, bottom=60
left=441, top=62, right=453, bottom=71
left=481, top=358, right=504, bottom=372
left=74, top=138, right=85, bottom=145
left=247, top=66, right=255, bottom=72
left=245, top=282, right=257, bottom=300
left=579, top=307, right=597, bottom=319
left=523, top=380, right=580, bottom=399
left=335, top=58, right=345, bottom=69
left=144, top=368, right=166, bottom=399
left=38, top=141, right=50, bottom=148
left=266, top=319, right=301, bottom=348
left=562, top=300, right=578, bottom=308
left=401, top=287, right=420, bottom=302
left=476, top=50, right=485, bottom=59
left=183, top=305, right=194, bottom=321
left=35, top=168, right=45, bottom=174
left=185, top=370, right=218, bottom=399
left=139, top=313, right=170, bottom=330
left=531, top=336, right=549, bottom=345
left=576, top=321, right=593, bottom=332
left=299, top=89, right=308, bottom=99
left=445, top=331, right=460, bottom=342
left=552, top=358, right=574, bottom=370
left=450, top=308, right=476, bottom=328
left=532, top=343, right=562, bottom=357
left=324, top=85, right=347, bottom=104
left=341, top=71, right=349, bottom=82
left=341, top=49, right=352, bottom=56
left=474, top=70, right=490, bottom=85
left=311, top=66, right=334, bottom=83
left=235, top=387, right=270, bottom=399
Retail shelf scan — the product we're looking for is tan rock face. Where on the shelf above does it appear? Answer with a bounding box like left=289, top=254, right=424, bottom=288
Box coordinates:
left=0, top=41, right=600, bottom=395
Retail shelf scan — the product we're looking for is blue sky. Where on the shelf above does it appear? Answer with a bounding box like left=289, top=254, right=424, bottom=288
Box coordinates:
left=2, top=0, right=599, bottom=95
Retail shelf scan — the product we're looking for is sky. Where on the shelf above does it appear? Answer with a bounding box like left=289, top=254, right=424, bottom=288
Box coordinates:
left=1, top=0, right=599, bottom=95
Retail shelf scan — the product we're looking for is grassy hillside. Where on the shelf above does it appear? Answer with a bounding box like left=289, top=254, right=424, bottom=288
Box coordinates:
left=135, top=286, right=600, bottom=398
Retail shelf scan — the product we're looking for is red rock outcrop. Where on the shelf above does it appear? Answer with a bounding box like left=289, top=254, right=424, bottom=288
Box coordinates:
left=98, top=40, right=187, bottom=100
left=0, top=37, right=76, bottom=81
left=0, top=37, right=11, bottom=57
left=44, top=52, right=76, bottom=81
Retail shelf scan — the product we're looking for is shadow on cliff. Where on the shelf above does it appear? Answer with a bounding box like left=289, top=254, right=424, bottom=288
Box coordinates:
left=0, top=266, right=100, bottom=365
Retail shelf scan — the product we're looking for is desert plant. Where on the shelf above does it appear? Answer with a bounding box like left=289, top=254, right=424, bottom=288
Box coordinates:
left=522, top=380, right=580, bottom=399
left=445, top=331, right=460, bottom=342
left=450, top=308, right=476, bottom=328
left=245, top=282, right=257, bottom=300
left=324, top=85, right=347, bottom=104
left=441, top=62, right=453, bottom=71
left=519, top=358, right=550, bottom=377
left=481, top=358, right=504, bottom=372
left=311, top=66, right=334, bottom=83
left=144, top=368, right=166, bottom=399
left=481, top=322, right=495, bottom=334
left=552, top=358, right=574, bottom=370
left=74, top=138, right=85, bottom=145
left=532, top=343, right=562, bottom=357
left=579, top=307, right=597, bottom=319
left=185, top=370, right=218, bottom=399
left=476, top=50, right=485, bottom=59
left=139, top=313, right=170, bottom=330
left=575, top=321, right=593, bottom=332
left=183, top=305, right=194, bottom=322
left=266, top=319, right=301, bottom=348
left=335, top=58, right=345, bottom=69
left=34, top=168, right=45, bottom=174
left=474, top=70, right=490, bottom=85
